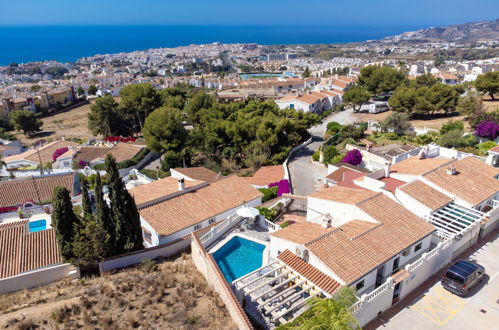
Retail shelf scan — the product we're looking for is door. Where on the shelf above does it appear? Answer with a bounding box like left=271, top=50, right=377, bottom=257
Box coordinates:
left=392, top=257, right=400, bottom=273
left=375, top=265, right=385, bottom=288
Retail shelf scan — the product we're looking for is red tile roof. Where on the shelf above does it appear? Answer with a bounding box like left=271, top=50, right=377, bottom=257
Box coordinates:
left=172, top=167, right=222, bottom=182
left=243, top=165, right=285, bottom=186
left=379, top=177, right=406, bottom=193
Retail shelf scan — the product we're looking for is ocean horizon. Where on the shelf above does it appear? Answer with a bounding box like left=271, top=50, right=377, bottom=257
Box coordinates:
left=0, top=25, right=427, bottom=65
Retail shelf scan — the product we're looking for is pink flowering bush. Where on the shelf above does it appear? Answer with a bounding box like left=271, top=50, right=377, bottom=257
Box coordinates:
left=78, top=160, right=88, bottom=168
left=269, top=179, right=291, bottom=196
left=52, top=147, right=69, bottom=161
left=475, top=121, right=499, bottom=140
left=342, top=149, right=362, bottom=166
left=105, top=136, right=137, bottom=143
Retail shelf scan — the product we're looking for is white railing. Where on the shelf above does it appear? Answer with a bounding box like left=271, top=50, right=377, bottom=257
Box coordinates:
left=199, top=214, right=243, bottom=246
left=366, top=280, right=392, bottom=303
left=487, top=199, right=499, bottom=209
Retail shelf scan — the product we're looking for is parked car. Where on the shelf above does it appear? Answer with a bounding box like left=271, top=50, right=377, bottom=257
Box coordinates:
left=441, top=260, right=485, bottom=296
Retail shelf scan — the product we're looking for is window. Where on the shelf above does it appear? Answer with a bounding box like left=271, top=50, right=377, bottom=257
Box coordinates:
left=142, top=227, right=152, bottom=244
left=193, top=224, right=201, bottom=230
left=355, top=280, right=365, bottom=290
left=414, top=242, right=423, bottom=253
left=208, top=218, right=216, bottom=224
left=402, top=249, right=410, bottom=257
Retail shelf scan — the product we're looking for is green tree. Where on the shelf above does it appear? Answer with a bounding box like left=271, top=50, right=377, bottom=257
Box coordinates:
left=0, top=154, right=6, bottom=168
left=81, top=180, right=92, bottom=219
left=323, top=145, right=340, bottom=164
left=10, top=110, right=42, bottom=136
left=87, top=84, right=98, bottom=95
left=94, top=172, right=113, bottom=257
left=358, top=65, right=408, bottom=95
left=380, top=112, right=412, bottom=135
left=278, top=286, right=359, bottom=330
left=51, top=187, right=80, bottom=261
left=142, top=106, right=188, bottom=168
left=119, top=83, right=162, bottom=132
left=30, top=84, right=41, bottom=92
left=87, top=94, right=121, bottom=136
left=413, top=73, right=439, bottom=88
left=437, top=130, right=468, bottom=148
left=105, top=155, right=143, bottom=254
left=475, top=71, right=499, bottom=100
left=302, top=66, right=311, bottom=78
left=76, top=86, right=85, bottom=97
left=434, top=57, right=445, bottom=67
left=343, top=86, right=370, bottom=112
left=457, top=91, right=483, bottom=117
left=184, top=91, right=214, bottom=124
left=45, top=66, right=68, bottom=79
left=389, top=86, right=417, bottom=113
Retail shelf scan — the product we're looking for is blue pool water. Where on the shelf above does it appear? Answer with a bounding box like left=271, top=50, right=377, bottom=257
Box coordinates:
left=213, top=236, right=266, bottom=283
left=28, top=220, right=47, bottom=233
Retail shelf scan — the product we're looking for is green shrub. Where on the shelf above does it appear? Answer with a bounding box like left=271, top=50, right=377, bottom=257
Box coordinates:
left=323, top=145, right=340, bottom=164
left=140, top=259, right=158, bottom=273
left=478, top=141, right=497, bottom=151
left=139, top=169, right=171, bottom=179
left=440, top=120, right=464, bottom=135
left=331, top=154, right=344, bottom=164
left=312, top=150, right=320, bottom=162
left=258, top=186, right=278, bottom=202
left=257, top=207, right=279, bottom=222
left=437, top=130, right=468, bottom=148
left=326, top=121, right=342, bottom=134
left=385, top=132, right=399, bottom=140
left=117, top=148, right=150, bottom=169
left=279, top=220, right=291, bottom=228
left=93, top=163, right=106, bottom=171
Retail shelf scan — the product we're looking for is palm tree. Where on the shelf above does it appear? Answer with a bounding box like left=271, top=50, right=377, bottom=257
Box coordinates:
left=278, top=286, right=360, bottom=330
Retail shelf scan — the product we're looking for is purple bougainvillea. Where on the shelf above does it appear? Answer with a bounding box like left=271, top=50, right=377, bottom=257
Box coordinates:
left=342, top=149, right=363, bottom=166
left=78, top=160, right=88, bottom=168
left=269, top=179, right=291, bottom=196
left=52, top=147, right=68, bottom=161
left=475, top=121, right=499, bottom=140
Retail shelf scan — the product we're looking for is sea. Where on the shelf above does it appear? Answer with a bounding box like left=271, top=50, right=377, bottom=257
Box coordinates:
left=0, top=25, right=427, bottom=65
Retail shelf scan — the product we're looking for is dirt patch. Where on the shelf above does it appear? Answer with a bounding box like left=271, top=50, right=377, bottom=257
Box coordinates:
left=16, top=102, right=96, bottom=145
left=0, top=254, right=236, bottom=330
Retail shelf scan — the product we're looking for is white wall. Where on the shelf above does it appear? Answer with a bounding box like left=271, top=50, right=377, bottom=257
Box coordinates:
left=0, top=263, right=79, bottom=294
left=307, top=197, right=377, bottom=227
left=395, top=188, right=434, bottom=218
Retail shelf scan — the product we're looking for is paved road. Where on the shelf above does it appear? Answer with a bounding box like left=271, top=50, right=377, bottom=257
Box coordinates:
left=377, top=232, right=499, bottom=330
left=288, top=109, right=356, bottom=196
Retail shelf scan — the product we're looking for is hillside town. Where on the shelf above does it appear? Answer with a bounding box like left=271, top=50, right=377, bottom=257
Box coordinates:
left=0, top=20, right=499, bottom=330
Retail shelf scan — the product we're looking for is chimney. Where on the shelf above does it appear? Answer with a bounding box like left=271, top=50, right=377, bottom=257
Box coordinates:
left=383, top=162, right=391, bottom=178
left=446, top=166, right=457, bottom=175
left=178, top=178, right=185, bottom=191
left=322, top=214, right=333, bottom=228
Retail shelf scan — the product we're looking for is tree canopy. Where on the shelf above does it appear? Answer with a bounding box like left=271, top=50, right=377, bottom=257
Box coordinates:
left=358, top=65, right=408, bottom=95
left=87, top=94, right=122, bottom=137
left=10, top=110, right=42, bottom=136
left=119, top=83, right=162, bottom=132
left=342, top=86, right=370, bottom=112
left=475, top=71, right=499, bottom=100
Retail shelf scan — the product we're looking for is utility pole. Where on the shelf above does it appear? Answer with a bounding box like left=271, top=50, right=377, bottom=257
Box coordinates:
left=36, top=141, right=44, bottom=176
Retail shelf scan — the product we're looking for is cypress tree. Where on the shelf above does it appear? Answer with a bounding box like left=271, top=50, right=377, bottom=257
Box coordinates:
left=105, top=154, right=143, bottom=254
left=94, top=172, right=114, bottom=257
left=51, top=186, right=79, bottom=261
left=81, top=179, right=92, bottom=218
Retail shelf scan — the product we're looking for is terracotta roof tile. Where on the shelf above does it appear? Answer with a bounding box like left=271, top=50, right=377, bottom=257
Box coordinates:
left=243, top=165, right=284, bottom=186
left=390, top=157, right=453, bottom=176
left=309, top=185, right=377, bottom=204
left=0, top=174, right=75, bottom=207
left=0, top=221, right=62, bottom=280
left=172, top=167, right=222, bottom=182
left=138, top=176, right=263, bottom=237
left=423, top=157, right=499, bottom=206
left=129, top=177, right=205, bottom=206
left=271, top=222, right=333, bottom=245
left=399, top=180, right=452, bottom=211
left=25, top=140, right=79, bottom=164
left=278, top=250, right=340, bottom=295
left=306, top=194, right=435, bottom=283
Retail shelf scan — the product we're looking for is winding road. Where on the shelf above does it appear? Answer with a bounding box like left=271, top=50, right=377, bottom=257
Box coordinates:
left=288, top=108, right=356, bottom=196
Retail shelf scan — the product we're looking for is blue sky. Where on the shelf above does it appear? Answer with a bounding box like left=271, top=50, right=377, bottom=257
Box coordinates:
left=0, top=0, right=497, bottom=26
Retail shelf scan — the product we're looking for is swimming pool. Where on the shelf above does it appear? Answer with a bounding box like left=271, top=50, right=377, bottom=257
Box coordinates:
left=28, top=220, right=47, bottom=232
left=212, top=236, right=266, bottom=283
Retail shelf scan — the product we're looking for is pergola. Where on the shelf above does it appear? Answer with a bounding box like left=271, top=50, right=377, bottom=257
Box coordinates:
left=233, top=262, right=327, bottom=324
left=425, top=203, right=486, bottom=239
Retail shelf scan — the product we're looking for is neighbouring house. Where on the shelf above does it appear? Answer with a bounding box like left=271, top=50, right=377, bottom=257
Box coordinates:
left=39, top=87, right=76, bottom=108
left=0, top=220, right=78, bottom=294
left=486, top=145, right=499, bottom=167
left=276, top=94, right=322, bottom=113
left=243, top=165, right=285, bottom=188
left=129, top=176, right=263, bottom=247
left=345, top=144, right=420, bottom=171
left=0, top=139, right=24, bottom=158
left=325, top=163, right=370, bottom=187
left=434, top=73, right=459, bottom=85
left=171, top=167, right=223, bottom=182
left=55, top=143, right=144, bottom=169
left=3, top=140, right=79, bottom=169
left=270, top=186, right=436, bottom=296
left=0, top=173, right=79, bottom=211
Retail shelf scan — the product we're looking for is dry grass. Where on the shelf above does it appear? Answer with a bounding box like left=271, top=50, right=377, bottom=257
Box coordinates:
left=0, top=255, right=237, bottom=330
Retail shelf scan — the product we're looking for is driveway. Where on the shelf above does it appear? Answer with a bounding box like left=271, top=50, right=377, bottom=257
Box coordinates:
left=370, top=232, right=499, bottom=330
left=288, top=109, right=356, bottom=196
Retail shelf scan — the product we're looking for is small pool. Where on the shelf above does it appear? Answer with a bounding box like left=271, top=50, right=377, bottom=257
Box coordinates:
left=28, top=220, right=47, bottom=232
left=212, top=236, right=266, bottom=283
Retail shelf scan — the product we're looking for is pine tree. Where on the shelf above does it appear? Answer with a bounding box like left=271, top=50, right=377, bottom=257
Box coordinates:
left=105, top=155, right=143, bottom=254
left=51, top=186, right=79, bottom=261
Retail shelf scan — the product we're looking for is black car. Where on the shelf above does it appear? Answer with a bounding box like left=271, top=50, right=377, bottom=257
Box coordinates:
left=441, top=260, right=485, bottom=296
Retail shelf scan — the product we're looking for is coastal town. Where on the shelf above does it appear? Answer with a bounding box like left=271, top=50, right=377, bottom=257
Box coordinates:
left=0, top=18, right=498, bottom=330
